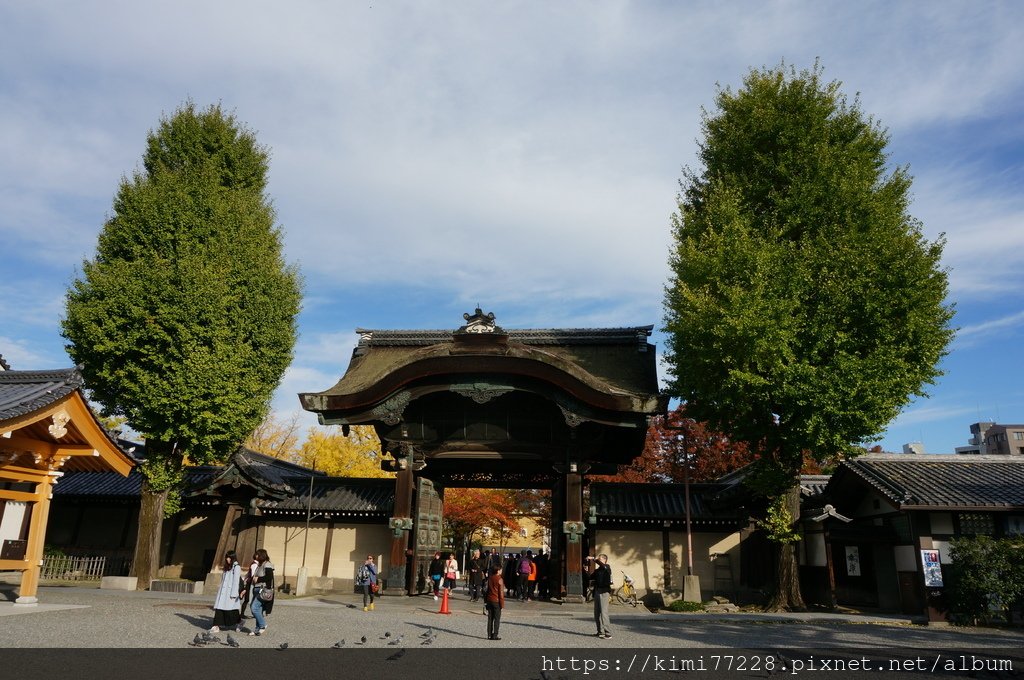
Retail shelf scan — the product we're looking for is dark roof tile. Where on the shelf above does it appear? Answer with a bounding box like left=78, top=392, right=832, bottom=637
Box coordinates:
left=0, top=368, right=83, bottom=421
left=834, top=455, right=1024, bottom=509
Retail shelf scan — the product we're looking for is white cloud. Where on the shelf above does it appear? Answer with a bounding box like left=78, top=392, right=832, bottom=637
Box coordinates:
left=955, top=310, right=1024, bottom=347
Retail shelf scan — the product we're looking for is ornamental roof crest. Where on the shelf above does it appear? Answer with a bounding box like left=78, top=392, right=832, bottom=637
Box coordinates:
left=457, top=307, right=503, bottom=335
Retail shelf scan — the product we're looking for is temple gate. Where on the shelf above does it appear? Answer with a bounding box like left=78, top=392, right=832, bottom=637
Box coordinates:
left=299, top=309, right=666, bottom=601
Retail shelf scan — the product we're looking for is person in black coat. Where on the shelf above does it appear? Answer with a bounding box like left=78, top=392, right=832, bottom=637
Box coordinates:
left=467, top=549, right=487, bottom=601
left=587, top=554, right=613, bottom=639
left=428, top=551, right=444, bottom=600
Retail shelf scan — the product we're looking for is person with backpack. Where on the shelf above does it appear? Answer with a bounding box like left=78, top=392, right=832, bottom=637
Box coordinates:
left=517, top=551, right=533, bottom=601
left=429, top=551, right=444, bottom=600
left=357, top=554, right=378, bottom=612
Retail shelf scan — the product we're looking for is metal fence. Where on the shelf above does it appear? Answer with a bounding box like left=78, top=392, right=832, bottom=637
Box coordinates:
left=40, top=555, right=133, bottom=581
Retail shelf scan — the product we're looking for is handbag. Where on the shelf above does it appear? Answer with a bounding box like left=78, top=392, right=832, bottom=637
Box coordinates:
left=258, top=587, right=275, bottom=602
left=371, top=582, right=380, bottom=593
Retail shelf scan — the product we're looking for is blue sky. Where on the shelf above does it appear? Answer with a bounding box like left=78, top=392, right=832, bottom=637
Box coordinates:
left=1, top=2, right=1022, bottom=455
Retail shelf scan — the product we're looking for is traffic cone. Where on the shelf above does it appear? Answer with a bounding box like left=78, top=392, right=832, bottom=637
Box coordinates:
left=438, top=588, right=451, bottom=615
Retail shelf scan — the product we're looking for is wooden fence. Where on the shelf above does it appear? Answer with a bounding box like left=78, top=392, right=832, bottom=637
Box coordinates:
left=40, top=555, right=133, bottom=581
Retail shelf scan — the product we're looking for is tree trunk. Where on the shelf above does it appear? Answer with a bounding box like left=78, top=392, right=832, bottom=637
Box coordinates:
left=131, top=478, right=169, bottom=590
left=765, top=484, right=805, bottom=611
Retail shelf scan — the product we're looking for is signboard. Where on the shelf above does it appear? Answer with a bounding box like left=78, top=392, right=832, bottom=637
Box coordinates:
left=921, top=549, right=944, bottom=587
left=845, top=546, right=861, bottom=576
left=1, top=539, right=27, bottom=560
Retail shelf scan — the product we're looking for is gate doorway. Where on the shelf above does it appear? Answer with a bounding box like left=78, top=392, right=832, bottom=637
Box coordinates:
left=300, top=309, right=666, bottom=600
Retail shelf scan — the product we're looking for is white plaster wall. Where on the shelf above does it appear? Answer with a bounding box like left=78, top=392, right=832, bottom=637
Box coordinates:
left=930, top=513, right=954, bottom=535
left=894, top=545, right=918, bottom=571
left=260, top=520, right=392, bottom=584
left=804, top=531, right=827, bottom=567
left=931, top=540, right=953, bottom=564
left=593, top=529, right=742, bottom=599
left=0, top=501, right=26, bottom=543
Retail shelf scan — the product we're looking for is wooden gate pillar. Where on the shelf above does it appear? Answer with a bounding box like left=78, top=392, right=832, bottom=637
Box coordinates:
left=387, top=465, right=415, bottom=592
left=15, top=468, right=59, bottom=604
left=562, top=470, right=586, bottom=603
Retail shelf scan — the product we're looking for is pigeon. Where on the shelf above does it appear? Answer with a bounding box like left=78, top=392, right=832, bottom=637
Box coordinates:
left=201, top=632, right=214, bottom=642
left=380, top=631, right=392, bottom=639
left=420, top=636, right=434, bottom=646
left=357, top=636, right=368, bottom=645
left=226, top=634, right=240, bottom=648
left=189, top=633, right=206, bottom=647
left=419, top=628, right=434, bottom=638
left=386, top=649, right=407, bottom=661
left=774, top=651, right=792, bottom=674
left=278, top=642, right=289, bottom=651
left=387, top=635, right=404, bottom=646
left=332, top=639, right=346, bottom=648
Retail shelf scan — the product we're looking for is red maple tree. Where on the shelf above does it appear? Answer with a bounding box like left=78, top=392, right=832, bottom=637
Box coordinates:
left=594, top=405, right=755, bottom=483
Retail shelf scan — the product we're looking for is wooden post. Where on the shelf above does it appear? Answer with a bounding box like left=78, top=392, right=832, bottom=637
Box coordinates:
left=387, top=466, right=414, bottom=593
left=16, top=472, right=56, bottom=604
left=563, top=471, right=584, bottom=602
left=210, top=505, right=243, bottom=574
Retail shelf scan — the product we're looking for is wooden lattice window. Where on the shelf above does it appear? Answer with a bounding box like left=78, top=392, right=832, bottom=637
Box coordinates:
left=958, top=512, right=994, bottom=536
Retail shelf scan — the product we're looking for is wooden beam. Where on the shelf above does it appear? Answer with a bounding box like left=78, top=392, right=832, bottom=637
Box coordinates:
left=0, top=435, right=55, bottom=457
left=0, top=466, right=51, bottom=483
left=0, top=559, right=30, bottom=570
left=0, top=489, right=40, bottom=503
left=60, top=394, right=134, bottom=475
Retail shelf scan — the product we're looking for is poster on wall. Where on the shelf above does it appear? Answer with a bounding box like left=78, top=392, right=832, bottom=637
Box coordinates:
left=921, top=549, right=943, bottom=587
left=845, top=546, right=861, bottom=576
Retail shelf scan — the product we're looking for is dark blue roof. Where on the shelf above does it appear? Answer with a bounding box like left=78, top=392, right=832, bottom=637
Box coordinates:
left=829, top=454, right=1024, bottom=509
left=589, top=482, right=746, bottom=525
left=53, top=447, right=393, bottom=514
left=0, top=367, right=83, bottom=421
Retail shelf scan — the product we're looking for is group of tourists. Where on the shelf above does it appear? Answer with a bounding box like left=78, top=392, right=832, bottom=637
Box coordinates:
left=210, top=548, right=275, bottom=637
left=501, top=549, right=549, bottom=600
left=210, top=547, right=615, bottom=642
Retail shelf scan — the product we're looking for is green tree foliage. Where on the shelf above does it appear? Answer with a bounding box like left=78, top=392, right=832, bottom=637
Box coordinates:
left=62, top=102, right=302, bottom=587
left=662, top=63, right=954, bottom=609
left=948, top=536, right=1024, bottom=625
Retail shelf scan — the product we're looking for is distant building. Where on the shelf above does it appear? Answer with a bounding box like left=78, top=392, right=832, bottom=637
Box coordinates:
left=955, top=421, right=994, bottom=454
left=902, top=442, right=925, bottom=455
left=954, top=422, right=1024, bottom=456
left=982, top=424, right=1024, bottom=456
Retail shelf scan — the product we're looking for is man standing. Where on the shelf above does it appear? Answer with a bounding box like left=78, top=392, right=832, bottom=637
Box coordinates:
left=587, top=554, right=613, bottom=639
left=468, top=549, right=486, bottom=602
left=484, top=566, right=505, bottom=640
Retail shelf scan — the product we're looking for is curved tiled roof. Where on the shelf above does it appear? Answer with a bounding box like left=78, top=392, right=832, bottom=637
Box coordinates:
left=53, top=447, right=394, bottom=515
left=257, top=477, right=394, bottom=516
left=301, top=318, right=666, bottom=418
left=0, top=367, right=83, bottom=421
left=831, top=454, right=1024, bottom=509
left=54, top=470, right=144, bottom=497
left=589, top=482, right=747, bottom=526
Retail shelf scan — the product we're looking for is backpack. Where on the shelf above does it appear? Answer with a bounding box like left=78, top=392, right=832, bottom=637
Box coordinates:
left=357, top=565, right=371, bottom=582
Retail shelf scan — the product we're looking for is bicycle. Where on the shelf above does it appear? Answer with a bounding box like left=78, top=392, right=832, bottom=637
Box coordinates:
left=614, top=571, right=639, bottom=607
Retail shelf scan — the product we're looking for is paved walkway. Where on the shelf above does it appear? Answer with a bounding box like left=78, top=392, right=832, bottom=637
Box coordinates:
left=4, top=582, right=1023, bottom=680
left=17, top=581, right=1024, bottom=651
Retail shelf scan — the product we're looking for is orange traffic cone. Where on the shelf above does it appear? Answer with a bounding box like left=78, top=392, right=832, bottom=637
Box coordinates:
left=438, top=587, right=451, bottom=615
